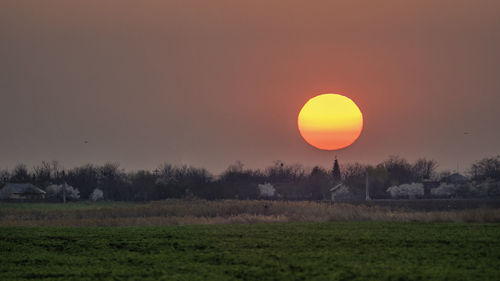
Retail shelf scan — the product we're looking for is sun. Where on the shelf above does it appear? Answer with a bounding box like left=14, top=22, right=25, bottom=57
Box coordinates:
left=297, top=93, right=363, bottom=150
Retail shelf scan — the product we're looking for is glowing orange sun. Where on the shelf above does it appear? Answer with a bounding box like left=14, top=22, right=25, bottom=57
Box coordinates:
left=298, top=93, right=363, bottom=150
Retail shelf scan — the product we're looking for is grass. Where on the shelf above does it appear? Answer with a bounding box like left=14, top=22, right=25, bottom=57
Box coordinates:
left=1, top=200, right=500, bottom=226
left=0, top=201, right=143, bottom=210
left=0, top=222, right=499, bottom=280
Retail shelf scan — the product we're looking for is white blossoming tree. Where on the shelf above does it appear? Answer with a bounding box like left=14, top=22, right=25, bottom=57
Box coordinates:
left=431, top=183, right=458, bottom=198
left=258, top=183, right=276, bottom=198
left=90, top=188, right=104, bottom=201
left=45, top=184, right=80, bottom=200
left=387, top=183, right=424, bottom=199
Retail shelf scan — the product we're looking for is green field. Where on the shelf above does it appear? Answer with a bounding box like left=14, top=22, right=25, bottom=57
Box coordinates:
left=1, top=222, right=499, bottom=280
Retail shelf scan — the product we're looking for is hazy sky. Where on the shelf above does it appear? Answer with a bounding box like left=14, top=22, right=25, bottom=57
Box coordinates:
left=1, top=0, right=499, bottom=174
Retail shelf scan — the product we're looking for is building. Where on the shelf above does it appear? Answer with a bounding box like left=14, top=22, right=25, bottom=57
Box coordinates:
left=0, top=183, right=46, bottom=200
left=329, top=183, right=351, bottom=202
left=444, top=173, right=469, bottom=184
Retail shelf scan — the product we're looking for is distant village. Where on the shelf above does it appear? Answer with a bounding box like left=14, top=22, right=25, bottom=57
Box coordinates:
left=0, top=156, right=499, bottom=202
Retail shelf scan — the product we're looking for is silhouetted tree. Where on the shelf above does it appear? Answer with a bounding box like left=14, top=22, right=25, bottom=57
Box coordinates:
left=7, top=154, right=500, bottom=202
left=332, top=159, right=341, bottom=183
left=169, top=166, right=213, bottom=199
left=307, top=166, right=330, bottom=200
left=130, top=170, right=157, bottom=201
left=183, top=167, right=213, bottom=199
left=381, top=156, right=412, bottom=186
left=412, top=158, right=438, bottom=181
left=470, top=156, right=500, bottom=181
left=66, top=164, right=100, bottom=199
left=366, top=165, right=390, bottom=199
left=11, top=164, right=31, bottom=183
left=341, top=162, right=368, bottom=200
left=262, top=162, right=308, bottom=199
left=98, top=163, right=130, bottom=200
left=218, top=162, right=261, bottom=199
left=32, top=161, right=60, bottom=187
left=155, top=164, right=186, bottom=199
left=265, top=161, right=306, bottom=183
left=0, top=169, right=10, bottom=186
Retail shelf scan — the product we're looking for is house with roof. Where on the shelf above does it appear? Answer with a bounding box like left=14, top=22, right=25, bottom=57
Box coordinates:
left=329, top=183, right=351, bottom=202
left=0, top=183, right=46, bottom=200
left=443, top=173, right=469, bottom=184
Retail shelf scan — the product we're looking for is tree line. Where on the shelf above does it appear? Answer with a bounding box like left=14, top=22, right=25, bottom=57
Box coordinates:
left=1, top=156, right=500, bottom=201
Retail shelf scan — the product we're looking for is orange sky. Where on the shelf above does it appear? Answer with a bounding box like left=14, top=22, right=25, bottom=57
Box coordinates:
left=1, top=0, right=500, bottom=173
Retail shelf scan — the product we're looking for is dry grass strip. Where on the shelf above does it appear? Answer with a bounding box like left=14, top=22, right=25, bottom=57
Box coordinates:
left=1, top=200, right=499, bottom=226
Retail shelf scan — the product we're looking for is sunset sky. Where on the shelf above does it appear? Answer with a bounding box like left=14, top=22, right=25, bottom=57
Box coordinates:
left=1, top=0, right=499, bottom=173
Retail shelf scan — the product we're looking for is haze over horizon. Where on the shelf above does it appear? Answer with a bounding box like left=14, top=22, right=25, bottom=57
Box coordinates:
left=1, top=0, right=500, bottom=174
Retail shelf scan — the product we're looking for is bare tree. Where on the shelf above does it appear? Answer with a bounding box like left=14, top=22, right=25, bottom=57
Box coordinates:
left=470, top=156, right=500, bottom=181
left=32, top=161, right=53, bottom=186
left=381, top=156, right=412, bottom=186
left=11, top=164, right=31, bottom=183
left=0, top=169, right=10, bottom=186
left=412, top=158, right=438, bottom=181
